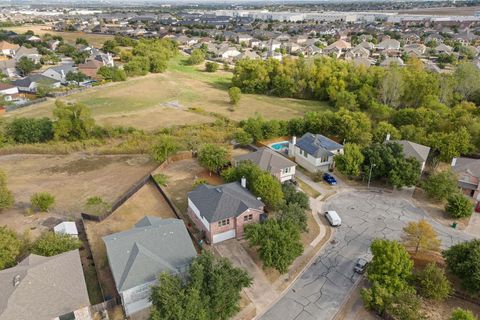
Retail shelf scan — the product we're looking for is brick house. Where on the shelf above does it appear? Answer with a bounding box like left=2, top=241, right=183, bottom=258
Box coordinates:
left=187, top=182, right=264, bottom=244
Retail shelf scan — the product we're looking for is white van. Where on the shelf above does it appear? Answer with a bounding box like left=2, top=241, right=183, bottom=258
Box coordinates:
left=325, top=210, right=341, bottom=227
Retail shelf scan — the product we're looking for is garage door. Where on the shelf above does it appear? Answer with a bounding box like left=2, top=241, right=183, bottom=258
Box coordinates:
left=213, top=229, right=236, bottom=244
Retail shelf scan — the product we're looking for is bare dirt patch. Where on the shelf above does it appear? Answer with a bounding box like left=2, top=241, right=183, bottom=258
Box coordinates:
left=85, top=181, right=176, bottom=300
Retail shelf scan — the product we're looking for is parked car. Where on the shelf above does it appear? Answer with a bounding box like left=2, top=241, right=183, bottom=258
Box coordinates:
left=354, top=258, right=368, bottom=274
left=325, top=210, right=341, bottom=227
left=323, top=173, right=337, bottom=185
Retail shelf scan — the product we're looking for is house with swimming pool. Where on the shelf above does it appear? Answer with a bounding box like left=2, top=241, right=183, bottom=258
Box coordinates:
left=233, top=147, right=296, bottom=182
left=288, top=133, right=344, bottom=173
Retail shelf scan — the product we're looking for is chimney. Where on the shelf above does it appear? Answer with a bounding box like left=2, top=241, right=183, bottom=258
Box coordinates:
left=385, top=133, right=391, bottom=141
left=292, top=136, right=297, bottom=145
left=13, top=275, right=20, bottom=287
left=241, top=177, right=247, bottom=188
left=451, top=157, right=457, bottom=167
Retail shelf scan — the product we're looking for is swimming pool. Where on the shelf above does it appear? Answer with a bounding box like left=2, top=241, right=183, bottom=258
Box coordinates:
left=270, top=141, right=289, bottom=151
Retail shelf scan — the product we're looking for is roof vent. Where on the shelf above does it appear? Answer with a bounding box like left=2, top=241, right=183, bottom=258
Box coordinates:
left=216, top=188, right=222, bottom=193
left=13, top=275, right=20, bottom=287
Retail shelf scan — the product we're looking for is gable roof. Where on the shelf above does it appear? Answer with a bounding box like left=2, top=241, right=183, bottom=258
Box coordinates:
left=0, top=41, right=19, bottom=51
left=13, top=74, right=58, bottom=87
left=234, top=147, right=296, bottom=174
left=44, top=64, right=76, bottom=75
left=103, top=217, right=196, bottom=292
left=78, top=59, right=103, bottom=70
left=388, top=140, right=430, bottom=163
left=188, top=182, right=264, bottom=223
left=14, top=46, right=39, bottom=58
left=452, top=157, right=480, bottom=178
left=296, top=133, right=343, bottom=158
left=0, top=250, right=90, bottom=320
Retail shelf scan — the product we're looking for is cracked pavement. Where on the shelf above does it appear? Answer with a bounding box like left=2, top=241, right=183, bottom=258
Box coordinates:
left=260, top=190, right=473, bottom=320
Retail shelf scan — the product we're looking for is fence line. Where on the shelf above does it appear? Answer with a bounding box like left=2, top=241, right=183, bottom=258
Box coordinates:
left=5, top=98, right=47, bottom=112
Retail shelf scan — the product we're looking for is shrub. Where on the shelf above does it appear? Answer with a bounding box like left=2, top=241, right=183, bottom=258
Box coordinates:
left=416, top=263, right=452, bottom=300
left=232, top=128, right=253, bottom=146
left=205, top=61, right=219, bottom=72
left=0, top=226, right=22, bottom=269
left=198, top=144, right=230, bottom=174
left=153, top=173, right=169, bottom=186
left=30, top=192, right=55, bottom=212
left=450, top=308, right=477, bottom=320
left=84, top=196, right=109, bottom=216
left=193, top=178, right=207, bottom=187
left=422, top=170, right=458, bottom=201
left=443, top=239, right=480, bottom=295
left=0, top=170, right=14, bottom=210
left=31, top=232, right=81, bottom=257
left=228, top=86, right=241, bottom=105
left=187, top=49, right=205, bottom=65
left=445, top=193, right=473, bottom=218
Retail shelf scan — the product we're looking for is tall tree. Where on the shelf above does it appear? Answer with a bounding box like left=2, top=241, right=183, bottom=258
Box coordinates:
left=52, top=100, right=95, bottom=141
left=402, top=219, right=441, bottom=254
left=379, top=66, right=404, bottom=108
left=422, top=170, right=458, bottom=201
left=198, top=144, right=230, bottom=174
left=443, top=239, right=480, bottom=295
left=416, top=263, right=452, bottom=301
left=334, top=143, right=364, bottom=178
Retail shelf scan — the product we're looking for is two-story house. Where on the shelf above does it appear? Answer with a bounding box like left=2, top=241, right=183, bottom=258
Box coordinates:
left=187, top=182, right=264, bottom=244
left=288, top=133, right=343, bottom=173
left=233, top=147, right=296, bottom=182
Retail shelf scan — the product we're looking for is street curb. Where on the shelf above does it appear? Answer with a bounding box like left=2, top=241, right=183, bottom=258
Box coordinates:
left=332, top=275, right=364, bottom=320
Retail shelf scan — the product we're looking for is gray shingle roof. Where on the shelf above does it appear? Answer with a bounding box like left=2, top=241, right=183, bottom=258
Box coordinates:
left=452, top=157, right=480, bottom=178
left=296, top=133, right=343, bottom=158
left=0, top=250, right=90, bottom=320
left=103, top=217, right=196, bottom=292
left=234, top=147, right=296, bottom=175
left=388, top=140, right=430, bottom=163
left=188, top=182, right=264, bottom=223
left=13, top=74, right=58, bottom=87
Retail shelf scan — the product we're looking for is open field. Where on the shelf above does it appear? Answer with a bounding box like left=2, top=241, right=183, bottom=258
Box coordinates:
left=2, top=24, right=114, bottom=47
left=85, top=181, right=177, bottom=301
left=0, top=153, right=156, bottom=237
left=397, top=6, right=480, bottom=16
left=5, top=55, right=331, bottom=131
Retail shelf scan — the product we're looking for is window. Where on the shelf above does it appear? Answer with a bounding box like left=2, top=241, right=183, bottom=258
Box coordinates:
left=244, top=214, right=253, bottom=222
left=218, top=219, right=230, bottom=227
left=284, top=167, right=290, bottom=174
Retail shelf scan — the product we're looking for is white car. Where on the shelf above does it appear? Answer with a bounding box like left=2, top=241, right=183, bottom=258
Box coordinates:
left=325, top=210, right=341, bottom=227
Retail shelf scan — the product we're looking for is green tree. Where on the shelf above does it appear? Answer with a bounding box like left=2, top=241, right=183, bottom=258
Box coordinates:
left=0, top=170, right=14, bottom=210
left=232, top=128, right=253, bottom=146
left=205, top=62, right=219, bottom=72
left=251, top=172, right=284, bottom=210
left=422, top=170, right=458, bottom=201
left=97, top=66, right=126, bottom=82
left=6, top=117, right=53, bottom=144
left=31, top=232, right=81, bottom=257
left=0, top=226, right=21, bottom=269
left=362, top=239, right=414, bottom=314
left=150, top=251, right=251, bottom=320
left=16, top=56, right=40, bottom=76
left=75, top=37, right=88, bottom=46
left=402, top=219, right=441, bottom=254
left=278, top=203, right=308, bottom=232
left=443, top=239, right=480, bottom=295
left=52, top=101, right=95, bottom=141
left=282, top=183, right=310, bottom=210
left=416, top=263, right=452, bottom=301
left=30, top=192, right=55, bottom=212
left=228, top=86, right=241, bottom=105
left=244, top=219, right=303, bottom=273
left=66, top=71, right=87, bottom=84
left=198, top=144, right=230, bottom=174
left=450, top=308, right=477, bottom=320
left=124, top=56, right=150, bottom=76
left=453, top=62, right=480, bottom=102
left=372, top=122, right=401, bottom=143
left=429, top=127, right=473, bottom=162
left=383, top=290, right=422, bottom=320
left=187, top=49, right=205, bottom=65
left=334, top=143, right=364, bottom=178
left=102, top=39, right=119, bottom=55
left=445, top=193, right=473, bottom=218
left=150, top=135, right=179, bottom=163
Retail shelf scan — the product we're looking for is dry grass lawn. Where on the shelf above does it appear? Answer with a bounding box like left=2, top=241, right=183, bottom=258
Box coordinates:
left=4, top=24, right=114, bottom=47
left=85, top=181, right=176, bottom=300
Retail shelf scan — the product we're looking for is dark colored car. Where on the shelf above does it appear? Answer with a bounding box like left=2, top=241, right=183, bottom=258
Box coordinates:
left=323, top=173, right=337, bottom=185
left=354, top=258, right=368, bottom=274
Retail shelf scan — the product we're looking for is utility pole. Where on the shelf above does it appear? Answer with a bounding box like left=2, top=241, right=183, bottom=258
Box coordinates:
left=367, top=163, right=376, bottom=189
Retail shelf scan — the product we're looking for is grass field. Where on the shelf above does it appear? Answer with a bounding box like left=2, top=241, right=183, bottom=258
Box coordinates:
left=2, top=24, right=114, bottom=47
left=5, top=55, right=331, bottom=131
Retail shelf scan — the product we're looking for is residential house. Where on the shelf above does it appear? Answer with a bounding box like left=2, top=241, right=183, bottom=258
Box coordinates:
left=249, top=38, right=261, bottom=48
left=187, top=182, right=264, bottom=244
left=0, top=60, right=18, bottom=78
left=42, top=64, right=76, bottom=83
left=234, top=50, right=260, bottom=61
left=435, top=43, right=453, bottom=54
left=0, top=41, right=19, bottom=57
left=377, top=38, right=401, bottom=51
left=0, top=82, right=19, bottom=101
left=237, top=34, right=253, bottom=44
left=103, top=216, right=196, bottom=317
left=303, top=44, right=322, bottom=56
left=0, top=250, right=91, bottom=320
left=26, top=35, right=41, bottom=43
left=323, top=39, right=351, bottom=58
left=451, top=157, right=480, bottom=203
left=77, top=60, right=104, bottom=78
left=345, top=46, right=370, bottom=60
left=386, top=139, right=431, bottom=172
left=218, top=47, right=241, bottom=59
left=14, top=46, right=41, bottom=64
left=233, top=147, right=296, bottom=182
left=47, top=39, right=61, bottom=51
left=13, top=74, right=61, bottom=93
left=286, top=42, right=302, bottom=53
left=288, top=133, right=344, bottom=173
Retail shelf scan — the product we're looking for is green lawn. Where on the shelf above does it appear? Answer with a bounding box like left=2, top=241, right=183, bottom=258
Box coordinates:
left=5, top=54, right=332, bottom=131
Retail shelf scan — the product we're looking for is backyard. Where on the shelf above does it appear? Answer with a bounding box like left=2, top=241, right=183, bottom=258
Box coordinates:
left=5, top=55, right=331, bottom=131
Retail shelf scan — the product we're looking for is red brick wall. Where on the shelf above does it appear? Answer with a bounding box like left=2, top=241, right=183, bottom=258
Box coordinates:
left=235, top=208, right=263, bottom=239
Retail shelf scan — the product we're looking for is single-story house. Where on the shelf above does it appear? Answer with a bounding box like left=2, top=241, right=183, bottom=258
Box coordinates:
left=14, top=46, right=41, bottom=64
left=0, top=82, right=19, bottom=96
left=288, top=133, right=344, bottom=173
left=386, top=139, right=431, bottom=172
left=103, top=216, right=196, bottom=317
left=187, top=182, right=264, bottom=244
left=0, top=41, right=19, bottom=57
left=54, top=221, right=79, bottom=238
left=218, top=47, right=241, bottom=59
left=0, top=250, right=91, bottom=320
left=13, top=74, right=61, bottom=93
left=451, top=157, right=480, bottom=202
left=377, top=38, right=401, bottom=51
left=42, top=64, right=76, bottom=83
left=77, top=60, right=104, bottom=78
left=0, top=59, right=19, bottom=78
left=233, top=147, right=296, bottom=182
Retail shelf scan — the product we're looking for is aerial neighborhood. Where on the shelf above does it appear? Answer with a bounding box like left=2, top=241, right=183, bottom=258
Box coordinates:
left=1, top=2, right=480, bottom=320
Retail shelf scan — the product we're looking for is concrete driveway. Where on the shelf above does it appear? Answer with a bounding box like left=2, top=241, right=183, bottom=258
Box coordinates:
left=260, top=190, right=472, bottom=320
left=216, top=240, right=277, bottom=312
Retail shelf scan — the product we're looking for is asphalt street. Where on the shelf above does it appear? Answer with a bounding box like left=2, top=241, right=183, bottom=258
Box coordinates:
left=260, top=190, right=473, bottom=320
